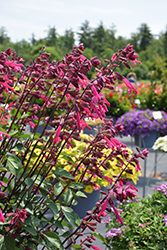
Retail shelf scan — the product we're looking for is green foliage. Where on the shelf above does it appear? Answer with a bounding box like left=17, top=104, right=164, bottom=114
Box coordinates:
left=1, top=21, right=167, bottom=79
left=100, top=191, right=167, bottom=249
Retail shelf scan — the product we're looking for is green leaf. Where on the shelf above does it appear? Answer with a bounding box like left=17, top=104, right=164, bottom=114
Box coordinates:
left=6, top=153, right=22, bottom=170
left=10, top=108, right=17, bottom=117
left=92, top=231, right=105, bottom=241
left=45, top=200, right=60, bottom=219
left=43, top=231, right=63, bottom=250
left=72, top=244, right=83, bottom=250
left=61, top=231, right=71, bottom=238
left=69, top=182, right=84, bottom=190
left=19, top=133, right=31, bottom=139
left=8, top=130, right=19, bottom=137
left=54, top=168, right=74, bottom=180
left=62, top=154, right=76, bottom=165
left=4, top=236, right=15, bottom=250
left=54, top=182, right=64, bottom=196
left=0, top=236, right=4, bottom=246
left=24, top=177, right=34, bottom=186
left=75, top=191, right=87, bottom=198
left=22, top=225, right=37, bottom=236
left=39, top=188, right=47, bottom=199
left=61, top=206, right=80, bottom=227
left=63, top=188, right=74, bottom=205
left=8, top=178, right=15, bottom=191
left=11, top=143, right=25, bottom=153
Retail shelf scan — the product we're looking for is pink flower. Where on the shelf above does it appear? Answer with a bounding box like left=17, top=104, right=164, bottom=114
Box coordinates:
left=123, top=77, right=138, bottom=94
left=139, top=222, right=151, bottom=227
left=142, top=148, right=149, bottom=157
left=0, top=208, right=5, bottom=223
left=91, top=245, right=103, bottom=250
left=29, top=121, right=36, bottom=129
left=98, top=199, right=108, bottom=218
left=110, top=202, right=124, bottom=225
left=53, top=125, right=61, bottom=144
left=111, top=138, right=127, bottom=148
left=111, top=53, right=117, bottom=62
left=5, top=60, right=24, bottom=68
left=91, top=85, right=100, bottom=100
left=102, top=176, right=114, bottom=185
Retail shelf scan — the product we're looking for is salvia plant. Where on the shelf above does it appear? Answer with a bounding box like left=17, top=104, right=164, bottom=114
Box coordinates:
left=0, top=43, right=148, bottom=250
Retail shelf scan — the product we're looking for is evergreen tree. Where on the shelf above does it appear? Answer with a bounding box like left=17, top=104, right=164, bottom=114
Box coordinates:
left=45, top=26, right=58, bottom=46
left=77, top=20, right=93, bottom=48
left=162, top=26, right=167, bottom=57
left=0, top=26, right=10, bottom=45
left=92, top=21, right=106, bottom=54
left=61, top=29, right=75, bottom=51
left=138, top=23, right=153, bottom=51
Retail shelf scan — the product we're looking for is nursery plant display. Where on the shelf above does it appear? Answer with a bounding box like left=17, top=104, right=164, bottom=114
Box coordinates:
left=0, top=44, right=147, bottom=250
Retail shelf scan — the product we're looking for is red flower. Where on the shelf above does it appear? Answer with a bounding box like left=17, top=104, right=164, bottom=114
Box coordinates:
left=109, top=92, right=113, bottom=97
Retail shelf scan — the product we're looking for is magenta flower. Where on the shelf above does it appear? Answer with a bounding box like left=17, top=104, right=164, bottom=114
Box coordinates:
left=122, top=77, right=138, bottom=94
left=91, top=245, right=103, bottom=250
left=164, top=215, right=167, bottom=225
left=111, top=53, right=117, bottom=62
left=0, top=208, right=5, bottom=223
left=53, top=125, right=61, bottom=144
left=90, top=56, right=101, bottom=67
left=142, top=148, right=149, bottom=157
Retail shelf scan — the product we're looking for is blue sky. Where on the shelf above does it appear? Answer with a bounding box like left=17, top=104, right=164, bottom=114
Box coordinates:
left=1, top=0, right=167, bottom=43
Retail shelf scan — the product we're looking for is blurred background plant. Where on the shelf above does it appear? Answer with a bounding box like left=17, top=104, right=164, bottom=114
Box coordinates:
left=137, top=56, right=167, bottom=112
left=97, top=186, right=167, bottom=250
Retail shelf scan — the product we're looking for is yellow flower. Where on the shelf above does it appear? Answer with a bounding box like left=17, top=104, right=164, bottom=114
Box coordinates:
left=84, top=185, right=94, bottom=194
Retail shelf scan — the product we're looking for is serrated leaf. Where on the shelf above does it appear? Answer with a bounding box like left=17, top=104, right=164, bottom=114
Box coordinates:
left=54, top=168, right=74, bottom=180
left=43, top=231, right=63, bottom=250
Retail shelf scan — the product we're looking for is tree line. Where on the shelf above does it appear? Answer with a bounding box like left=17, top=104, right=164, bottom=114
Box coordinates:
left=1, top=20, right=167, bottom=80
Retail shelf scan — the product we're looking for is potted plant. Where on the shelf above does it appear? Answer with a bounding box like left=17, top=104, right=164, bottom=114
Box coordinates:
left=96, top=185, right=167, bottom=249
left=56, top=132, right=141, bottom=217
left=152, top=135, right=167, bottom=152
left=116, top=109, right=167, bottom=148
